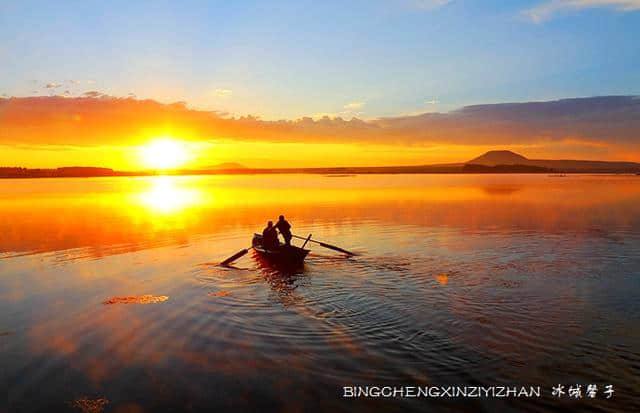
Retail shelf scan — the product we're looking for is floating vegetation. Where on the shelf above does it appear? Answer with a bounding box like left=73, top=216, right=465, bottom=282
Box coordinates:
left=103, top=295, right=168, bottom=305
left=72, top=397, right=109, bottom=413
left=208, top=290, right=231, bottom=297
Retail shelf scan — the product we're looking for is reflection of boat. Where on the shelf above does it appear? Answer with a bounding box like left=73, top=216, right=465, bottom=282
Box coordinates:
left=252, top=234, right=310, bottom=266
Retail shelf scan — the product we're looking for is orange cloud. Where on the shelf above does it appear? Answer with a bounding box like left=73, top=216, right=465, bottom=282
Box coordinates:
left=1, top=95, right=638, bottom=162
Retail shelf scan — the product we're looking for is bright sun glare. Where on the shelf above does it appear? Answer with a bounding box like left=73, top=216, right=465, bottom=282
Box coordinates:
left=139, top=176, right=201, bottom=213
left=140, top=138, right=189, bottom=170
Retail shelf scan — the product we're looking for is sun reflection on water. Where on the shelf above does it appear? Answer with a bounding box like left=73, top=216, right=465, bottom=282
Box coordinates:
left=138, top=176, right=203, bottom=214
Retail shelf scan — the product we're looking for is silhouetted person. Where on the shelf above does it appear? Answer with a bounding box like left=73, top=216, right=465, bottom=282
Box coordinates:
left=262, top=221, right=279, bottom=250
left=275, top=215, right=292, bottom=246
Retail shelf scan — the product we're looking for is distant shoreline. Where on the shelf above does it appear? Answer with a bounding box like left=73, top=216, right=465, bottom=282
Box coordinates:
left=3, top=150, right=640, bottom=178
left=2, top=166, right=640, bottom=179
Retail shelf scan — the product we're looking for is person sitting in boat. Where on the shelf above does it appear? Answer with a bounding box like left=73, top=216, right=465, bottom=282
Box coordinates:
left=262, top=221, right=279, bottom=250
left=275, top=215, right=292, bottom=246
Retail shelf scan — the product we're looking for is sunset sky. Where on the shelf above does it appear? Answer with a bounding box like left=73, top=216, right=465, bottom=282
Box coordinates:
left=1, top=0, right=639, bottom=169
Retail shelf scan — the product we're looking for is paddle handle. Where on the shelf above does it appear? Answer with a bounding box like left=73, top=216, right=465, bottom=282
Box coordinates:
left=318, top=242, right=354, bottom=256
left=291, top=234, right=355, bottom=256
left=301, top=233, right=312, bottom=249
left=292, top=234, right=318, bottom=243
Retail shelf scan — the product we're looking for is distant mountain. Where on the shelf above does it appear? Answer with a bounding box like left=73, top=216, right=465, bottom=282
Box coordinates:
left=467, top=151, right=640, bottom=173
left=206, top=162, right=247, bottom=169
left=467, top=150, right=529, bottom=166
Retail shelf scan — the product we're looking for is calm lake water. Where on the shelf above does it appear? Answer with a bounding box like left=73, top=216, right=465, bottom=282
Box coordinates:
left=1, top=174, right=639, bottom=412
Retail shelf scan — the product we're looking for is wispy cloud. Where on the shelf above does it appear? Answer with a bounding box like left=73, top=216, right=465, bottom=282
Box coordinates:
left=212, top=88, right=233, bottom=98
left=524, top=0, right=640, bottom=22
left=409, top=0, right=453, bottom=10
left=343, top=101, right=365, bottom=110
left=314, top=101, right=366, bottom=119
left=82, top=91, right=104, bottom=98
left=44, top=82, right=62, bottom=89
left=425, top=98, right=439, bottom=105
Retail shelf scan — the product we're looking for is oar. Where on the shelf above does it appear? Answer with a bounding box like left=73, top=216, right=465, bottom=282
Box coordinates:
left=291, top=234, right=356, bottom=256
left=220, top=247, right=253, bottom=266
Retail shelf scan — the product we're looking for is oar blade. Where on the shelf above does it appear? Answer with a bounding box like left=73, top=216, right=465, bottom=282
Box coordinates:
left=220, top=248, right=249, bottom=266
left=318, top=242, right=356, bottom=256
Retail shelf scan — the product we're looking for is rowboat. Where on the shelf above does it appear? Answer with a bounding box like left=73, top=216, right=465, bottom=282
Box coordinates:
left=220, top=232, right=353, bottom=267
left=252, top=233, right=310, bottom=266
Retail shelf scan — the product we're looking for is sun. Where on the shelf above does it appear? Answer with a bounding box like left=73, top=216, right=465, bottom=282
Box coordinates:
left=140, top=138, right=189, bottom=170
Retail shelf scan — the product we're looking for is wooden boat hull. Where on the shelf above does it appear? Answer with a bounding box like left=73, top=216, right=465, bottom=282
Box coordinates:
left=252, top=234, right=310, bottom=266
